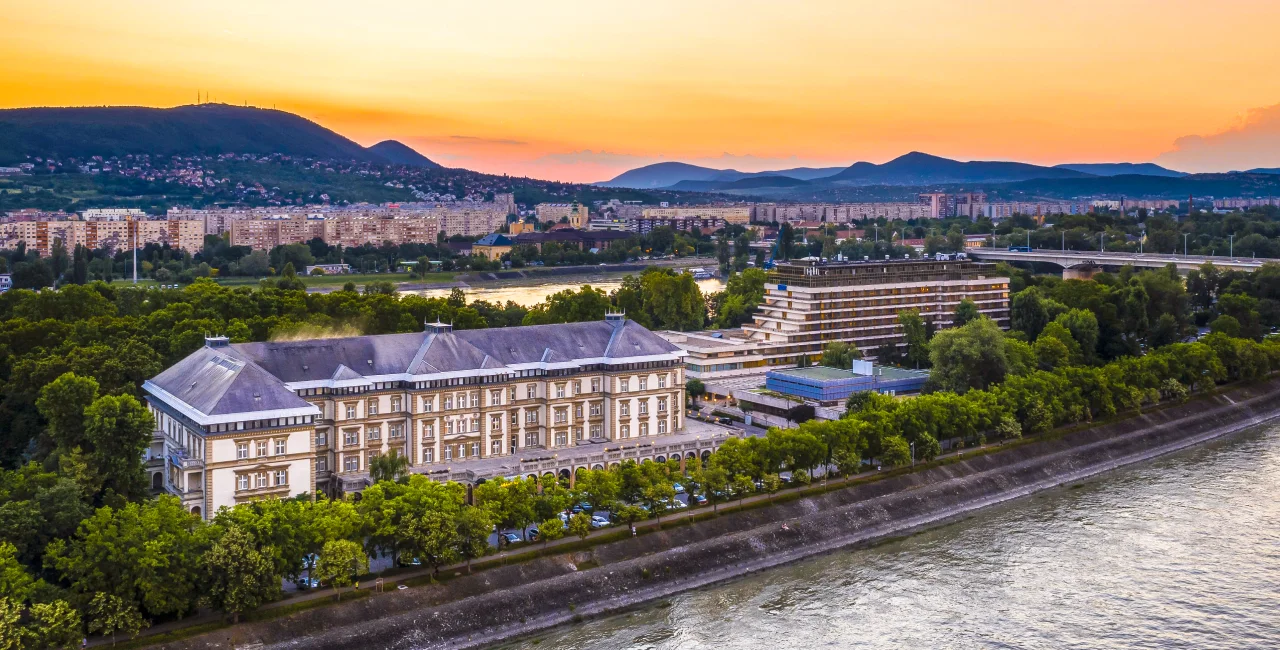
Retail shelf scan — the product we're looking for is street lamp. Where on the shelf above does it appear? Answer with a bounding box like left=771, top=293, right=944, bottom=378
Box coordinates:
left=1229, top=233, right=1234, bottom=258
left=910, top=442, right=915, bottom=468
left=1099, top=232, right=1104, bottom=253
left=1184, top=233, right=1190, bottom=257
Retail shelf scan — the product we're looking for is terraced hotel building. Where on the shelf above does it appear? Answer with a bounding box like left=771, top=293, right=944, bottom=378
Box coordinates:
left=142, top=315, right=688, bottom=518
left=666, top=259, right=1010, bottom=380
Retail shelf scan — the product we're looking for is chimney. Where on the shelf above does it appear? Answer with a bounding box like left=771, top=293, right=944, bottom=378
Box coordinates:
left=205, top=335, right=230, bottom=348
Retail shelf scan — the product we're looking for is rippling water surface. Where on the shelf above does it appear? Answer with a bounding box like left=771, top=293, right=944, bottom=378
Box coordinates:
left=503, top=425, right=1280, bottom=649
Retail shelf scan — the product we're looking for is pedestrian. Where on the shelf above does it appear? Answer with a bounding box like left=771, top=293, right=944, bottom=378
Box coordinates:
left=631, top=525, right=637, bottom=537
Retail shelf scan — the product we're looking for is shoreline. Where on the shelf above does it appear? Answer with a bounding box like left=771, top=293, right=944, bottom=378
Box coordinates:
left=154, top=377, right=1280, bottom=650
left=305, top=258, right=716, bottom=294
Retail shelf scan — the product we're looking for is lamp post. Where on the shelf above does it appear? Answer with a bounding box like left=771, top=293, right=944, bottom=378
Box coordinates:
left=1229, top=233, right=1234, bottom=258
left=1184, top=233, right=1190, bottom=257
left=1100, top=232, right=1104, bottom=253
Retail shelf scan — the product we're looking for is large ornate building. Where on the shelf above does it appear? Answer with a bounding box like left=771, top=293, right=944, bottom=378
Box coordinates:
left=142, top=315, right=687, bottom=518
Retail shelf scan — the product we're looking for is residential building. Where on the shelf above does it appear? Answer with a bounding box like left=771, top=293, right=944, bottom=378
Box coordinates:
left=753, top=202, right=932, bottom=224
left=141, top=315, right=688, bottom=516
left=472, top=233, right=514, bottom=260
left=535, top=203, right=589, bottom=228
left=511, top=229, right=632, bottom=252
left=305, top=264, right=351, bottom=275
left=634, top=216, right=725, bottom=233
left=0, top=215, right=204, bottom=255
left=642, top=205, right=751, bottom=225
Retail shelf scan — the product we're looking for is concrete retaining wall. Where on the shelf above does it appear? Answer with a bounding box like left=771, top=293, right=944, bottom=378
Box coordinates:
left=159, top=377, right=1280, bottom=650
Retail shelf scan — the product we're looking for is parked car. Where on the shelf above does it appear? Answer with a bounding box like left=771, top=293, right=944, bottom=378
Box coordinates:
left=667, top=499, right=688, bottom=510
left=591, top=515, right=611, bottom=529
left=571, top=502, right=593, bottom=514
left=691, top=493, right=708, bottom=506
left=500, top=532, right=522, bottom=545
left=673, top=482, right=686, bottom=494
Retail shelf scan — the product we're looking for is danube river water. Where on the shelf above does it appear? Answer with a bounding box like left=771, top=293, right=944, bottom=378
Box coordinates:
left=410, top=276, right=725, bottom=307
left=504, top=423, right=1280, bottom=650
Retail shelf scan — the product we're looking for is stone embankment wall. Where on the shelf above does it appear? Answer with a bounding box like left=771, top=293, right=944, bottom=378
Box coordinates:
left=162, top=378, right=1280, bottom=650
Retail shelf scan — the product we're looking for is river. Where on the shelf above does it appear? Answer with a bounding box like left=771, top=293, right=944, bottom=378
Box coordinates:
left=408, top=276, right=726, bottom=307
left=501, top=423, right=1280, bottom=649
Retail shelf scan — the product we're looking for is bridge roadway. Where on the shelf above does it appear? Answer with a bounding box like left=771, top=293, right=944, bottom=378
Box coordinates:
left=967, top=248, right=1269, bottom=273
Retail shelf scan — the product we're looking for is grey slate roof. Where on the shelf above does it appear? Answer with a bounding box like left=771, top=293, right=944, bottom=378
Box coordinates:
left=146, top=319, right=680, bottom=417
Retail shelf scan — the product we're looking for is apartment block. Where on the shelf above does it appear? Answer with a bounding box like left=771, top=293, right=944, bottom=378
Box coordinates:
left=535, top=203, right=589, bottom=228
left=142, top=315, right=687, bottom=517
left=642, top=205, right=751, bottom=225
left=0, top=216, right=204, bottom=255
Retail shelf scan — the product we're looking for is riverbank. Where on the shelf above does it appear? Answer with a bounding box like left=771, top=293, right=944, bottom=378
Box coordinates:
left=153, top=376, right=1280, bottom=650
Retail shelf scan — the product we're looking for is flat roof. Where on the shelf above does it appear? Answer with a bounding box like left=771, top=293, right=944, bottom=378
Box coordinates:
left=771, top=365, right=929, bottom=382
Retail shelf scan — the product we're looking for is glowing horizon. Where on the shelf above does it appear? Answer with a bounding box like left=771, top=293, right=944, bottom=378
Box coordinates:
left=4, top=1, right=1280, bottom=182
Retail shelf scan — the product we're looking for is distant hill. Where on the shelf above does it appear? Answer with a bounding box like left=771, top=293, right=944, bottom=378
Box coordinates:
left=367, top=140, right=441, bottom=168
left=668, top=175, right=811, bottom=191
left=600, top=162, right=847, bottom=188
left=0, top=104, right=429, bottom=164
left=1248, top=167, right=1280, bottom=175
left=826, top=152, right=1094, bottom=186
left=1054, top=162, right=1185, bottom=177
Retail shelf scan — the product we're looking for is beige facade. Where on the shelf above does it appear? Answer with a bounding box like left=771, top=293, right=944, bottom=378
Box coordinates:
left=535, top=203, right=589, bottom=228
left=0, top=217, right=203, bottom=256
left=643, top=205, right=751, bottom=225
left=753, top=202, right=932, bottom=224
left=230, top=213, right=443, bottom=250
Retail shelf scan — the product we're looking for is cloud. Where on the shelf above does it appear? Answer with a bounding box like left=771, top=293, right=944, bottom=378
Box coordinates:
left=1155, top=103, right=1280, bottom=173
left=447, top=135, right=528, bottom=146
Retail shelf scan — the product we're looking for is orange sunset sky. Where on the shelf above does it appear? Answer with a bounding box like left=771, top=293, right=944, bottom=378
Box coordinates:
left=4, top=1, right=1280, bottom=182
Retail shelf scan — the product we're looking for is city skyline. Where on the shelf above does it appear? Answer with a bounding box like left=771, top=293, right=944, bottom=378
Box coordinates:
left=4, top=1, right=1280, bottom=182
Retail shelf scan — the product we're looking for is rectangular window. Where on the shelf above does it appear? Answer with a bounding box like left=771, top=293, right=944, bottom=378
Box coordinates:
left=275, top=439, right=286, bottom=455
left=620, top=424, right=630, bottom=438
left=620, top=378, right=629, bottom=392
left=255, top=440, right=268, bottom=457
left=640, top=422, right=649, bottom=437
left=526, top=410, right=538, bottom=424
left=345, top=404, right=356, bottom=420
left=658, top=398, right=667, bottom=412
left=446, top=420, right=454, bottom=435
left=573, top=380, right=582, bottom=395
left=555, top=409, right=567, bottom=424
left=491, top=390, right=502, bottom=406
left=591, top=378, right=601, bottom=392
left=620, top=402, right=630, bottom=417
left=367, top=400, right=378, bottom=416
left=423, top=447, right=434, bottom=463
left=422, top=422, right=435, bottom=439
left=444, top=395, right=454, bottom=410
left=422, top=397, right=434, bottom=413
left=640, top=400, right=649, bottom=415
left=456, top=392, right=466, bottom=408
left=525, top=431, right=539, bottom=447
left=639, top=377, right=648, bottom=390
left=590, top=424, right=602, bottom=438
left=457, top=444, right=465, bottom=459
left=444, top=446, right=452, bottom=461
left=343, top=429, right=359, bottom=447
left=317, top=456, right=327, bottom=472
left=491, top=439, right=501, bottom=455
left=510, top=412, right=519, bottom=426
left=526, top=384, right=536, bottom=399
left=274, top=470, right=288, bottom=486
left=237, top=474, right=249, bottom=490
left=470, top=392, right=479, bottom=407
left=367, top=426, right=381, bottom=441
left=316, top=431, right=328, bottom=447
left=490, top=415, right=503, bottom=433
left=590, top=403, right=602, bottom=416
left=470, top=442, right=479, bottom=457
left=574, top=426, right=583, bottom=441
left=658, top=419, right=668, bottom=434
left=389, top=424, right=405, bottom=439
left=391, top=397, right=402, bottom=412
left=658, top=375, right=667, bottom=389
left=509, top=386, right=517, bottom=401
left=575, top=404, right=583, bottom=419
left=236, top=442, right=249, bottom=459
left=555, top=384, right=566, bottom=399
left=344, top=455, right=359, bottom=472
left=254, top=473, right=268, bottom=488
left=555, top=431, right=567, bottom=446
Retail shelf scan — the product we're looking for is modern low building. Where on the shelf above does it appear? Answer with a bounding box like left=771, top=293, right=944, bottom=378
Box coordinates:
left=764, top=361, right=928, bottom=405
left=305, top=263, right=351, bottom=275
left=472, top=233, right=514, bottom=260
left=142, top=315, right=689, bottom=518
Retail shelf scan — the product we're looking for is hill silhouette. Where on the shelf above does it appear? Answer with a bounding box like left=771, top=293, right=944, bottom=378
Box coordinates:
left=826, top=152, right=1093, bottom=185
left=367, top=140, right=441, bottom=168
left=0, top=104, right=419, bottom=164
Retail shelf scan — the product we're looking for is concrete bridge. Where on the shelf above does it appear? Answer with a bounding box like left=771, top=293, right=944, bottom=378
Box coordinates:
left=967, top=247, right=1270, bottom=276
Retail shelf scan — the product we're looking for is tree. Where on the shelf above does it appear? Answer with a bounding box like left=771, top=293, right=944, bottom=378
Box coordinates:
left=23, top=600, right=82, bottom=650
left=81, top=395, right=153, bottom=499
left=36, top=373, right=100, bottom=454
left=640, top=480, right=675, bottom=528
left=400, top=511, right=457, bottom=576
left=760, top=473, right=782, bottom=501
left=87, top=593, right=147, bottom=646
left=200, top=526, right=279, bottom=623
left=686, top=379, right=706, bottom=407
left=314, top=539, right=368, bottom=601
left=1010, top=289, right=1051, bottom=339
left=881, top=435, right=912, bottom=466
left=474, top=477, right=537, bottom=542
left=569, top=512, right=592, bottom=541
left=954, top=298, right=980, bottom=327
left=274, top=262, right=307, bottom=291
left=536, top=517, right=565, bottom=547
left=698, top=466, right=729, bottom=514
left=899, top=309, right=930, bottom=368
left=731, top=475, right=755, bottom=503
left=927, top=317, right=1009, bottom=393
left=821, top=341, right=860, bottom=369
left=453, top=507, right=493, bottom=574
left=571, top=469, right=619, bottom=513
left=0, top=543, right=34, bottom=603
left=613, top=503, right=648, bottom=532
left=368, top=449, right=410, bottom=484
left=46, top=497, right=204, bottom=621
